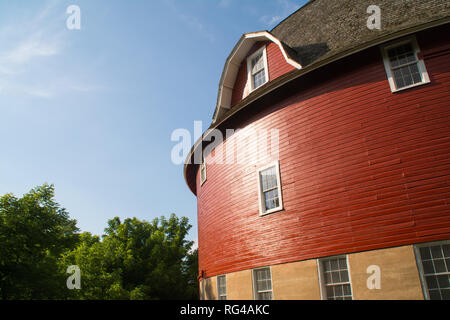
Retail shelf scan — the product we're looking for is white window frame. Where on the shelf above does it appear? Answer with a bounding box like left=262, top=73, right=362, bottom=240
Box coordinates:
left=200, top=157, right=207, bottom=186
left=216, top=275, right=227, bottom=300
left=257, top=161, right=284, bottom=216
left=317, top=255, right=353, bottom=300
left=252, top=266, right=274, bottom=300
left=414, top=239, right=450, bottom=300
left=381, top=36, right=430, bottom=93
left=247, top=46, right=269, bottom=92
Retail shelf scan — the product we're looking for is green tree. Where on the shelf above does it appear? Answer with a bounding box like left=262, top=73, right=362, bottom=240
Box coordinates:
left=61, top=214, right=196, bottom=300
left=184, top=248, right=199, bottom=299
left=0, top=184, right=79, bottom=299
left=0, top=184, right=198, bottom=300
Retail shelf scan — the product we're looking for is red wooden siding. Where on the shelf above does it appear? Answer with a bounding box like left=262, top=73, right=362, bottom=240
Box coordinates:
left=196, top=25, right=450, bottom=279
left=231, top=41, right=296, bottom=107
left=266, top=41, right=296, bottom=81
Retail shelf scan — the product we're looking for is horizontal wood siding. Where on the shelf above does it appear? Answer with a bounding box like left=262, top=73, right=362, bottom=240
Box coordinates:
left=196, top=25, right=450, bottom=278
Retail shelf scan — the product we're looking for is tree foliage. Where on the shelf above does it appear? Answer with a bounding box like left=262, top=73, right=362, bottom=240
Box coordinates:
left=0, top=185, right=198, bottom=300
left=0, top=184, right=79, bottom=299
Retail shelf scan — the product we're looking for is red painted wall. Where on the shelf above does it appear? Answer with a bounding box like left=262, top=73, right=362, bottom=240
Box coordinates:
left=196, top=25, right=450, bottom=279
left=231, top=41, right=296, bottom=107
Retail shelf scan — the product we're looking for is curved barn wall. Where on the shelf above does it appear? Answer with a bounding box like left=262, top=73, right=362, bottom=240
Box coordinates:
left=196, top=26, right=450, bottom=278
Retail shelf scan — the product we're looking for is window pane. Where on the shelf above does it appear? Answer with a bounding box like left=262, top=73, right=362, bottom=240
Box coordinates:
left=330, top=259, right=338, bottom=270
left=393, top=69, right=405, bottom=88
left=411, top=66, right=422, bottom=83
left=324, top=272, right=331, bottom=284
left=443, top=245, right=450, bottom=258
left=264, top=189, right=279, bottom=210
left=253, top=70, right=266, bottom=89
left=343, top=284, right=352, bottom=296
left=431, top=246, right=443, bottom=259
left=266, top=279, right=272, bottom=290
left=437, top=275, right=449, bottom=289
left=335, top=285, right=343, bottom=297
left=420, top=247, right=432, bottom=260
left=256, top=291, right=272, bottom=300
left=442, top=289, right=450, bottom=300
left=251, top=53, right=264, bottom=73
left=429, top=289, right=441, bottom=300
left=340, top=271, right=349, bottom=282
left=326, top=286, right=334, bottom=299
left=422, top=260, right=435, bottom=274
left=323, top=260, right=331, bottom=272
left=434, top=259, right=446, bottom=273
left=260, top=166, right=277, bottom=191
left=263, top=292, right=272, bottom=300
left=339, top=258, right=347, bottom=269
left=388, top=43, right=415, bottom=68
left=426, top=276, right=438, bottom=289
left=331, top=271, right=340, bottom=283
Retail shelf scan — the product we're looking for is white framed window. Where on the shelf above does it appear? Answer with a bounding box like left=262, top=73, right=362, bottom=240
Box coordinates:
left=252, top=267, right=273, bottom=300
left=415, top=240, right=450, bottom=300
left=257, top=161, right=283, bottom=216
left=247, top=46, right=269, bottom=91
left=318, top=255, right=353, bottom=300
left=216, top=275, right=227, bottom=300
left=381, top=36, right=430, bottom=92
left=200, top=158, right=206, bottom=186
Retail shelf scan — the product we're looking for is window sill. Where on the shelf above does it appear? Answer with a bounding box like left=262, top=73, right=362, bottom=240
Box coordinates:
left=391, top=79, right=431, bottom=93
left=259, top=206, right=284, bottom=217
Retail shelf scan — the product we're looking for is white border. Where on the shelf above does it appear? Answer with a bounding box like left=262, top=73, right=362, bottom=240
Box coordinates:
left=317, top=255, right=353, bottom=300
left=246, top=46, right=270, bottom=93
left=216, top=274, right=227, bottom=300
left=252, top=266, right=274, bottom=300
left=256, top=160, right=284, bottom=216
left=380, top=35, right=430, bottom=93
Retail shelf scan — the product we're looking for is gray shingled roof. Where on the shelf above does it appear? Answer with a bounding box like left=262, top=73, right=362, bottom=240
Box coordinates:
left=271, top=0, right=450, bottom=67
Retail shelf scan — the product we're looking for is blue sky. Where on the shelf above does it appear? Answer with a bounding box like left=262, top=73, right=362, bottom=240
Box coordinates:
left=0, top=0, right=307, bottom=244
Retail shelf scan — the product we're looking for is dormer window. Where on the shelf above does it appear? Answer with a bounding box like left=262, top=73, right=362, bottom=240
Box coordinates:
left=381, top=36, right=430, bottom=92
left=247, top=46, right=269, bottom=91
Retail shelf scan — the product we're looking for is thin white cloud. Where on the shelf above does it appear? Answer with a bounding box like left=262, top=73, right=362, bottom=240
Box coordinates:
left=260, top=0, right=302, bottom=28
left=164, top=0, right=215, bottom=43
left=260, top=15, right=283, bottom=27
left=1, top=32, right=61, bottom=67
left=69, top=84, right=108, bottom=93
left=0, top=79, right=54, bottom=98
left=0, top=1, right=105, bottom=99
left=23, top=87, right=54, bottom=98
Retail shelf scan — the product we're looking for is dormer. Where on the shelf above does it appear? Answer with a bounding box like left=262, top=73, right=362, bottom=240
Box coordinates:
left=212, top=31, right=302, bottom=124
